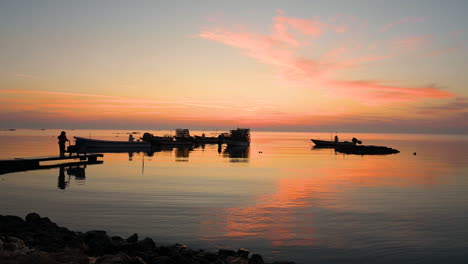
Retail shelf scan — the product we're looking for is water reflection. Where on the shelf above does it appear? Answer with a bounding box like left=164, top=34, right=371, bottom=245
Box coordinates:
left=223, top=146, right=250, bottom=162
left=200, top=154, right=456, bottom=247
left=175, top=147, right=193, bottom=162
left=57, top=164, right=87, bottom=189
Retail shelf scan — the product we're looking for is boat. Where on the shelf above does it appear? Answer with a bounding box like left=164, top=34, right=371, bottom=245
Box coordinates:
left=193, top=132, right=225, bottom=144
left=311, top=139, right=357, bottom=148
left=335, top=145, right=400, bottom=155
left=225, top=128, right=250, bottom=147
left=141, top=131, right=193, bottom=146
left=173, top=128, right=194, bottom=144
left=74, top=136, right=151, bottom=149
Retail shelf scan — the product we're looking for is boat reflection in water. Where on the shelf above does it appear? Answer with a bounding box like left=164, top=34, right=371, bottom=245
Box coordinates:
left=222, top=145, right=250, bottom=162
left=175, top=147, right=193, bottom=162
left=57, top=164, right=89, bottom=190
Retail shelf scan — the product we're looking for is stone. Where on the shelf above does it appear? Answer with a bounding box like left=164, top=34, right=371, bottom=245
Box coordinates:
left=0, top=215, right=26, bottom=232
left=126, top=233, right=138, bottom=243
left=3, top=236, right=26, bottom=251
left=226, top=256, right=248, bottom=264
left=149, top=255, right=176, bottom=264
left=137, top=237, right=156, bottom=251
left=249, top=254, right=264, bottom=264
left=237, top=248, right=250, bottom=258
left=84, top=230, right=114, bottom=256
left=218, top=249, right=237, bottom=258
left=25, top=212, right=41, bottom=223
left=272, top=262, right=295, bottom=264
left=174, top=243, right=187, bottom=249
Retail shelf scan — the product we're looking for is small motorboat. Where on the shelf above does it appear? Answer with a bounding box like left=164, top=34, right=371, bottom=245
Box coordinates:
left=311, top=139, right=356, bottom=148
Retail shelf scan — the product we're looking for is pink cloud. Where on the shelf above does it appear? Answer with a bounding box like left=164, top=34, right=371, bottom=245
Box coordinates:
left=199, top=12, right=454, bottom=104
left=393, top=35, right=431, bottom=50
left=380, top=17, right=425, bottom=32
left=328, top=80, right=453, bottom=104
left=15, top=74, right=40, bottom=79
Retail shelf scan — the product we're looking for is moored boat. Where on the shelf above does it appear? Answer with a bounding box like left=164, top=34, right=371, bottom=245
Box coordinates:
left=225, top=128, right=250, bottom=147
left=311, top=139, right=356, bottom=148
left=335, top=145, right=400, bottom=155
left=74, top=136, right=151, bottom=148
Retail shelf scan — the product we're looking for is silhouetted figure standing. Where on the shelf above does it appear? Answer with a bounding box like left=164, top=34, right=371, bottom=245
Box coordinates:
left=334, top=135, right=339, bottom=143
left=58, top=131, right=69, bottom=157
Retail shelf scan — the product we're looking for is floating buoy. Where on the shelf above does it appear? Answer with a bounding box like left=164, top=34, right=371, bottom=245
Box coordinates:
left=413, top=152, right=417, bottom=155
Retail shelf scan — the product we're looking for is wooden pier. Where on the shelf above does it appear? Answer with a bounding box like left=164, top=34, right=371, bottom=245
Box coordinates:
left=0, top=154, right=104, bottom=175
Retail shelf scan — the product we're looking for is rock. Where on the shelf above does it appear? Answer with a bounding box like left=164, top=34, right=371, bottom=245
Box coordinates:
left=226, top=256, right=248, bottom=264
left=0, top=215, right=26, bottom=232
left=111, top=236, right=125, bottom=248
left=156, top=246, right=171, bottom=256
left=126, top=233, right=138, bottom=243
left=149, top=255, right=176, bottom=264
left=49, top=248, right=90, bottom=264
left=174, top=243, right=187, bottom=249
left=137, top=237, right=156, bottom=251
left=95, top=253, right=147, bottom=264
left=83, top=230, right=114, bottom=256
left=3, top=236, right=26, bottom=251
left=218, top=249, right=237, bottom=258
left=249, top=254, right=264, bottom=264
left=237, top=248, right=250, bottom=258
left=15, top=250, right=63, bottom=264
left=272, top=262, right=295, bottom=264
left=25, top=212, right=41, bottom=223
left=195, top=251, right=218, bottom=263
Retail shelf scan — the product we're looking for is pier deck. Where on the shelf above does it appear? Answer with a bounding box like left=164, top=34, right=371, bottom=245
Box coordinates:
left=0, top=154, right=104, bottom=174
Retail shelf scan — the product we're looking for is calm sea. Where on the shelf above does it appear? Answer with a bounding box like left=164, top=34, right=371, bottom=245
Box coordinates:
left=1, top=129, right=467, bottom=263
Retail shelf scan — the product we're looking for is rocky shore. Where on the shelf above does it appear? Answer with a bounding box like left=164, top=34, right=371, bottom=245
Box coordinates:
left=0, top=213, right=295, bottom=264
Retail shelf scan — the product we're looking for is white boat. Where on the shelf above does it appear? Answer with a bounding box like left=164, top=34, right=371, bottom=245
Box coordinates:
left=74, top=136, right=151, bottom=149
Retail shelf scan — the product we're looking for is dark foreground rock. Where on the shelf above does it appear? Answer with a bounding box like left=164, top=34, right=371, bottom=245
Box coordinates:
left=0, top=213, right=295, bottom=264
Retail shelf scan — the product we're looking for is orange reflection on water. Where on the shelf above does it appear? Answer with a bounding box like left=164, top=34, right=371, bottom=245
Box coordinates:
left=200, top=153, right=453, bottom=247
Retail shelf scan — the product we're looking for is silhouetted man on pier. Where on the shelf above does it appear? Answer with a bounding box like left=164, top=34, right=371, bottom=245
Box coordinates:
left=58, top=131, right=69, bottom=157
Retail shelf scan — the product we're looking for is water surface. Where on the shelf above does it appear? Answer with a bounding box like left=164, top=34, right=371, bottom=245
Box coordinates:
left=1, top=129, right=467, bottom=263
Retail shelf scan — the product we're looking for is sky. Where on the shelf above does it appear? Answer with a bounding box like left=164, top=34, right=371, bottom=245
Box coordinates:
left=1, top=0, right=467, bottom=133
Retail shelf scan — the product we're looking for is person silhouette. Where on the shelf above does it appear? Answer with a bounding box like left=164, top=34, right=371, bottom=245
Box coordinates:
left=58, top=131, right=69, bottom=157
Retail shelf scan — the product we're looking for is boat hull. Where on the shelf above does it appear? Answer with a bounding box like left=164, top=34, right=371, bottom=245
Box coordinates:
left=225, top=140, right=250, bottom=147
left=335, top=145, right=400, bottom=155
left=74, top=137, right=151, bottom=148
left=311, top=139, right=356, bottom=147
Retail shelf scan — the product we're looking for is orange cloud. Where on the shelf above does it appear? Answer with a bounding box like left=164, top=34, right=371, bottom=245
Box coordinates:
left=199, top=12, right=453, bottom=104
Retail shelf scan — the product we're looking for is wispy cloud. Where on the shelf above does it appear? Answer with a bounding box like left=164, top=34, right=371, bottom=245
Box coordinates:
left=15, top=74, right=40, bottom=79
left=199, top=12, right=453, bottom=105
left=380, top=17, right=425, bottom=32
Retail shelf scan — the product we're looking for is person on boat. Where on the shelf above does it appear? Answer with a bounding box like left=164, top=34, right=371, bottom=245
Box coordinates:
left=58, top=131, right=69, bottom=157
left=129, top=134, right=134, bottom=142
left=334, top=135, right=339, bottom=143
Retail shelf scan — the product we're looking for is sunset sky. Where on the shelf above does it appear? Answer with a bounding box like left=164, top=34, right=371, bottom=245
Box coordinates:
left=1, top=0, right=467, bottom=133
